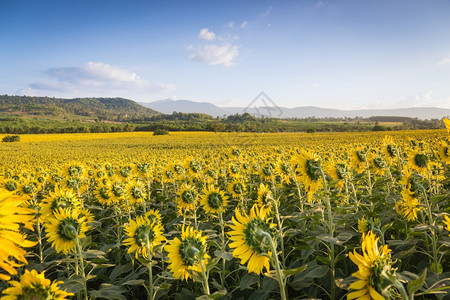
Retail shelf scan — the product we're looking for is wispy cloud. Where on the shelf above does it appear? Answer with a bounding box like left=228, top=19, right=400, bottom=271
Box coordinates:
left=439, top=57, right=450, bottom=64
left=21, top=62, right=176, bottom=98
left=189, top=44, right=238, bottom=67
left=262, top=6, right=272, bottom=16
left=199, top=28, right=216, bottom=41
left=190, top=26, right=239, bottom=67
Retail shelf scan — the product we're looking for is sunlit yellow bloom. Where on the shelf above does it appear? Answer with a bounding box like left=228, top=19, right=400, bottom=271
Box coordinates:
left=123, top=215, right=165, bottom=258
left=293, top=150, right=323, bottom=202
left=256, top=183, right=273, bottom=208
left=276, top=160, right=292, bottom=184
left=436, top=141, right=450, bottom=163
left=443, top=216, right=450, bottom=236
left=228, top=205, right=276, bottom=275
left=407, top=149, right=429, bottom=177
left=165, top=226, right=209, bottom=281
left=45, top=207, right=90, bottom=254
left=41, top=187, right=81, bottom=221
left=126, top=179, right=146, bottom=205
left=396, top=189, right=422, bottom=222
left=94, top=182, right=114, bottom=206
left=351, top=148, right=369, bottom=174
left=347, top=231, right=392, bottom=300
left=199, top=186, right=229, bottom=215
left=1, top=269, right=73, bottom=300
left=227, top=179, right=246, bottom=199
left=176, top=184, right=197, bottom=211
left=443, top=118, right=450, bottom=135
left=0, top=190, right=37, bottom=281
left=324, top=157, right=348, bottom=188
left=260, top=162, right=276, bottom=181
left=382, top=135, right=398, bottom=161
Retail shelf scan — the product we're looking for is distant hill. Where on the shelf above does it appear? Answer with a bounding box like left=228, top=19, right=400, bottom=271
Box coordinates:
left=140, top=99, right=450, bottom=120
left=0, top=95, right=159, bottom=121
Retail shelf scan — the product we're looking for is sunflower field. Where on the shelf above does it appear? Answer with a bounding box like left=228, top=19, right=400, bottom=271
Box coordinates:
left=0, top=128, right=449, bottom=300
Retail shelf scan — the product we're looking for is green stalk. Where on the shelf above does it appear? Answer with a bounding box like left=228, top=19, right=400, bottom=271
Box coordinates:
left=270, top=196, right=286, bottom=267
left=420, top=185, right=439, bottom=273
left=259, top=231, right=286, bottom=300
left=75, top=235, right=88, bottom=300
left=320, top=168, right=336, bottom=300
left=199, top=255, right=210, bottom=295
left=145, top=237, right=154, bottom=300
left=218, top=207, right=226, bottom=289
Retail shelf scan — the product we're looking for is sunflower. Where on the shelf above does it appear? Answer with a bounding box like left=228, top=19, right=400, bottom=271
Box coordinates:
left=276, top=160, right=292, bottom=185
left=126, top=179, right=146, bottom=205
left=443, top=215, right=450, bottom=235
left=123, top=215, right=165, bottom=259
left=256, top=183, right=273, bottom=208
left=0, top=190, right=37, bottom=281
left=370, top=156, right=387, bottom=176
left=45, top=207, right=90, bottom=254
left=176, top=184, right=197, bottom=212
left=165, top=226, right=209, bottom=281
left=40, top=187, right=81, bottom=221
left=351, top=148, right=369, bottom=174
left=145, top=209, right=163, bottom=225
left=293, top=150, right=323, bottom=202
left=382, top=135, right=398, bottom=161
left=347, top=231, right=392, bottom=300
left=199, top=186, right=229, bottom=215
left=443, top=118, right=450, bottom=135
left=407, top=149, right=429, bottom=177
left=227, top=180, right=245, bottom=199
left=396, top=189, right=422, bottom=222
left=324, top=158, right=348, bottom=188
left=437, top=141, right=450, bottom=164
left=1, top=269, right=73, bottom=300
left=94, top=182, right=114, bottom=206
left=228, top=205, right=276, bottom=275
left=260, top=162, right=276, bottom=181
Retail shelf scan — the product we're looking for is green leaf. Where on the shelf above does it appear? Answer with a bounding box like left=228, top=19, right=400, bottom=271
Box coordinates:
left=89, top=283, right=127, bottom=300
left=196, top=290, right=227, bottom=299
left=239, top=273, right=260, bottom=290
left=214, top=250, right=233, bottom=261
left=121, top=279, right=145, bottom=286
left=283, top=264, right=307, bottom=277
left=408, top=268, right=427, bottom=297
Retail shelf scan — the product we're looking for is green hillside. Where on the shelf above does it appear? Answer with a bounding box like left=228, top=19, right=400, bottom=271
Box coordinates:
left=0, top=95, right=160, bottom=121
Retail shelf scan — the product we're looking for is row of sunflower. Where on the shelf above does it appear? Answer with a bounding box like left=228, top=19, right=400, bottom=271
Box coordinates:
left=0, top=127, right=449, bottom=299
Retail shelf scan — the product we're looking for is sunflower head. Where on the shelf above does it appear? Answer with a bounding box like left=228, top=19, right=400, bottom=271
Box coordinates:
left=177, top=184, right=197, bottom=211
left=443, top=118, right=450, bottom=135
left=228, top=205, right=276, bottom=274
left=200, top=186, right=229, bottom=215
left=228, top=180, right=245, bottom=199
left=443, top=216, right=450, bottom=236
left=256, top=183, right=273, bottom=208
left=41, top=187, right=80, bottom=220
left=165, top=226, right=209, bottom=281
left=123, top=215, right=165, bottom=258
left=1, top=269, right=73, bottom=300
left=348, top=230, right=394, bottom=300
left=45, top=207, right=90, bottom=254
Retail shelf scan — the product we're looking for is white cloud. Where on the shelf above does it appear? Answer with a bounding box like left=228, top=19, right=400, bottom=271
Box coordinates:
left=227, top=21, right=235, bottom=28
left=439, top=57, right=450, bottom=64
left=262, top=7, right=272, bottom=16
left=189, top=44, right=239, bottom=67
left=394, top=90, right=442, bottom=107
left=199, top=28, right=216, bottom=41
left=312, top=83, right=320, bottom=88
left=22, top=62, right=176, bottom=98
left=240, top=21, right=249, bottom=29
left=315, top=1, right=327, bottom=8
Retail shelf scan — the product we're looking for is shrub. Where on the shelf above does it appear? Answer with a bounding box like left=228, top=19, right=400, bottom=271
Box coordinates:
left=153, top=129, right=169, bottom=136
left=2, top=135, right=20, bottom=142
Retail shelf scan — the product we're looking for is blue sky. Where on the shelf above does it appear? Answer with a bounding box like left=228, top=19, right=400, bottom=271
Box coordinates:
left=1, top=0, right=450, bottom=109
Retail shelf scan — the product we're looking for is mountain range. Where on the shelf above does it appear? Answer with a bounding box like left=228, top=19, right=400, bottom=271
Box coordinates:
left=140, top=99, right=450, bottom=120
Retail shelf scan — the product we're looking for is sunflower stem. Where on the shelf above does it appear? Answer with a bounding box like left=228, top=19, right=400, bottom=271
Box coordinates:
left=271, top=196, right=286, bottom=267
left=420, top=185, right=439, bottom=273
left=260, top=231, right=286, bottom=300
left=75, top=235, right=88, bottom=300
left=199, top=255, right=210, bottom=295
left=145, top=238, right=154, bottom=300
left=320, top=168, right=336, bottom=300
left=218, top=207, right=226, bottom=289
